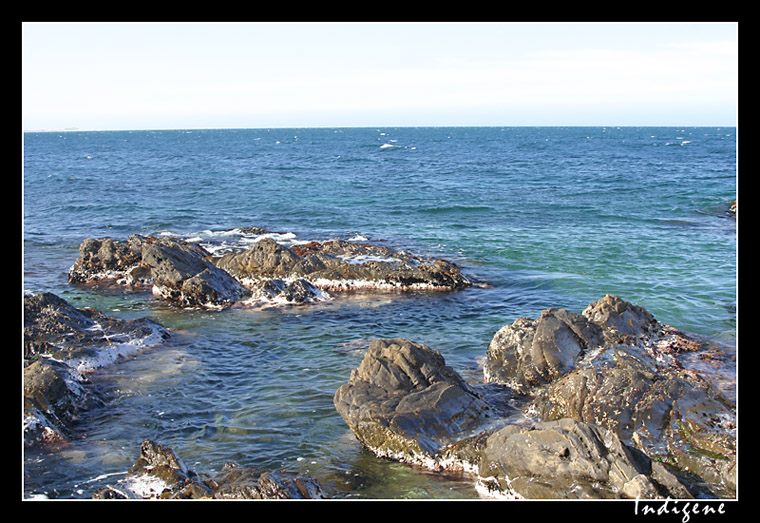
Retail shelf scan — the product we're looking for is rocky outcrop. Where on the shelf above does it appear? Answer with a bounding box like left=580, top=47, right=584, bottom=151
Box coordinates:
left=68, top=236, right=145, bottom=285
left=92, top=439, right=325, bottom=499
left=483, top=308, right=604, bottom=391
left=215, top=237, right=471, bottom=291
left=211, top=234, right=473, bottom=303
left=334, top=339, right=500, bottom=470
left=23, top=292, right=170, bottom=446
left=478, top=418, right=692, bottom=499
left=484, top=294, right=736, bottom=496
left=582, top=293, right=658, bottom=340
left=334, top=295, right=736, bottom=499
left=24, top=291, right=168, bottom=366
left=333, top=336, right=697, bottom=499
left=68, top=229, right=471, bottom=310
left=140, top=237, right=252, bottom=309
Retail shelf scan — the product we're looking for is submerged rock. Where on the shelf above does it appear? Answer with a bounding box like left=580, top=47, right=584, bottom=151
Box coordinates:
left=23, top=292, right=170, bottom=446
left=92, top=439, right=325, bottom=499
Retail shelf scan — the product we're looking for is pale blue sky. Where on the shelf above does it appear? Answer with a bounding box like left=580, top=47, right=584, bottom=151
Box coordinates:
left=22, top=22, right=738, bottom=130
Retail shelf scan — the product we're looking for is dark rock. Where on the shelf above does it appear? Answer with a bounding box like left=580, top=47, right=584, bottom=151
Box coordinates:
left=23, top=292, right=169, bottom=446
left=479, top=418, right=663, bottom=499
left=68, top=236, right=144, bottom=285
left=24, top=292, right=168, bottom=363
left=256, top=278, right=328, bottom=305
left=91, top=485, right=131, bottom=499
left=209, top=463, right=325, bottom=499
left=93, top=439, right=325, bottom=499
left=69, top=230, right=472, bottom=309
left=68, top=234, right=318, bottom=309
left=332, top=334, right=696, bottom=499
left=484, top=307, right=604, bottom=391
left=484, top=294, right=736, bottom=497
left=23, top=359, right=97, bottom=445
left=333, top=338, right=504, bottom=469
left=333, top=296, right=734, bottom=498
left=129, top=439, right=195, bottom=487
left=217, top=238, right=472, bottom=292
left=236, top=226, right=272, bottom=236
left=141, top=237, right=251, bottom=309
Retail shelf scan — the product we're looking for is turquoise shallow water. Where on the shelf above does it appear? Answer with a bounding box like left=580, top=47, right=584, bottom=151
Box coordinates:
left=22, top=127, right=737, bottom=499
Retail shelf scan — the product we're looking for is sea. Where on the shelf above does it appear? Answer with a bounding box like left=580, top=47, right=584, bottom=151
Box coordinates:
left=22, top=126, right=737, bottom=499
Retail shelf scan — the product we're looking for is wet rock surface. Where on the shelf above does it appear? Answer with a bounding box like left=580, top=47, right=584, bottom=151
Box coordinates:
left=334, top=295, right=736, bottom=499
left=23, top=292, right=170, bottom=446
left=92, top=439, right=325, bottom=499
left=68, top=236, right=144, bottom=285
left=24, top=291, right=166, bottom=362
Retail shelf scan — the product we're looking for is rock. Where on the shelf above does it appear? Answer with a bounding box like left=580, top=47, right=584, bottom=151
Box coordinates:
left=217, top=237, right=472, bottom=292
left=24, top=292, right=170, bottom=368
left=215, top=237, right=303, bottom=280
left=582, top=293, right=658, bottom=341
left=333, top=338, right=500, bottom=468
left=93, top=439, right=210, bottom=499
left=484, top=294, right=736, bottom=498
left=23, top=359, right=97, bottom=445
left=93, top=439, right=325, bottom=499
left=69, top=230, right=471, bottom=309
left=254, top=278, right=329, bottom=306
left=333, top=334, right=697, bottom=499
left=209, top=463, right=325, bottom=499
left=141, top=237, right=251, bottom=309
left=68, top=236, right=144, bottom=285
left=129, top=439, right=196, bottom=488
left=332, top=296, right=733, bottom=498
left=478, top=418, right=665, bottom=499
left=23, top=292, right=170, bottom=446
left=532, top=344, right=736, bottom=494
left=484, top=307, right=604, bottom=391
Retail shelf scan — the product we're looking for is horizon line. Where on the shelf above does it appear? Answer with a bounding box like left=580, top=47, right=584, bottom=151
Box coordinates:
left=23, top=123, right=738, bottom=133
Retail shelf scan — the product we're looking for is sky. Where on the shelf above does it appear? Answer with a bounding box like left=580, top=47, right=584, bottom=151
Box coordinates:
left=21, top=22, right=738, bottom=130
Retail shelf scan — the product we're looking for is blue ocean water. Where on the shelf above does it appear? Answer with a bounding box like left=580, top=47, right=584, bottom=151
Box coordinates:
left=22, top=127, right=737, bottom=499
